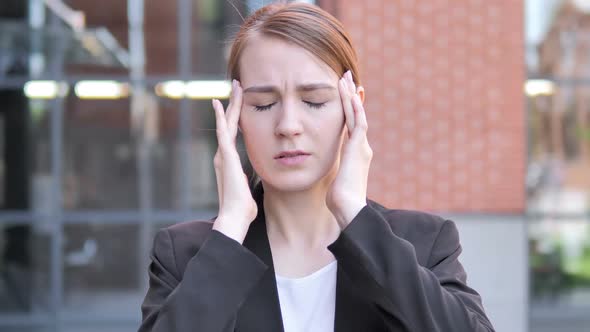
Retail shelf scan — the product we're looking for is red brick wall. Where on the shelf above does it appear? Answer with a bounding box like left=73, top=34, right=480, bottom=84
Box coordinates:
left=332, top=0, right=525, bottom=213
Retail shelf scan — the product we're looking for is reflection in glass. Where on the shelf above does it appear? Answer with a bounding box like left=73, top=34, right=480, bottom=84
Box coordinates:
left=0, top=21, right=128, bottom=79
left=62, top=224, right=142, bottom=316
left=193, top=0, right=246, bottom=76
left=0, top=86, right=52, bottom=315
left=526, top=0, right=590, bottom=214
left=61, top=327, right=134, bottom=332
left=63, top=97, right=139, bottom=210
left=0, top=224, right=51, bottom=314
left=530, top=219, right=590, bottom=304
left=527, top=1, right=590, bottom=329
left=152, top=97, right=218, bottom=210
left=527, top=90, right=590, bottom=214
left=2, top=328, right=52, bottom=332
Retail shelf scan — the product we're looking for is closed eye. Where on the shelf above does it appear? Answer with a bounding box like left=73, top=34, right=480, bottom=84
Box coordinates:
left=304, top=101, right=326, bottom=109
left=254, top=102, right=276, bottom=112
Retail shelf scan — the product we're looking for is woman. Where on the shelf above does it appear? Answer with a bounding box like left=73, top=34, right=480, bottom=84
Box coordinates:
left=139, top=2, right=494, bottom=332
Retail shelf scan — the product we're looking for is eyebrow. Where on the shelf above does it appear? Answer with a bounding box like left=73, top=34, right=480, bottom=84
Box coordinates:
left=243, top=83, right=335, bottom=94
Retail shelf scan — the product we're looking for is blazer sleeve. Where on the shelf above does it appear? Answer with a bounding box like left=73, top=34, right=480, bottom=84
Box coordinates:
left=138, top=228, right=268, bottom=332
left=327, top=205, right=495, bottom=332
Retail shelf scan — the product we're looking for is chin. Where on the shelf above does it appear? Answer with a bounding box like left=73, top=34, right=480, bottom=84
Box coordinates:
left=261, top=171, right=324, bottom=193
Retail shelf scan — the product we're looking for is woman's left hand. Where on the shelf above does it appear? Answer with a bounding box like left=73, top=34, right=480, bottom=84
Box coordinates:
left=327, top=70, right=373, bottom=230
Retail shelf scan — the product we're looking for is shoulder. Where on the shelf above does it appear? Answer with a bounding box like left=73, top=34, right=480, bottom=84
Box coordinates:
left=152, top=219, right=215, bottom=279
left=366, top=199, right=460, bottom=265
left=164, top=219, right=215, bottom=249
left=367, top=199, right=451, bottom=237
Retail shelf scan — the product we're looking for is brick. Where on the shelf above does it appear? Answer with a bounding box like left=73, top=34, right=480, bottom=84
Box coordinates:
left=335, top=0, right=525, bottom=213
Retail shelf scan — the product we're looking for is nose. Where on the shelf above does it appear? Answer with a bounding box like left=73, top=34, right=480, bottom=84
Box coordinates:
left=274, top=99, right=303, bottom=138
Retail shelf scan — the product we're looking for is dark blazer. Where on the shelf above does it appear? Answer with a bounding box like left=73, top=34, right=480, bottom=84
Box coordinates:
left=139, top=184, right=495, bottom=331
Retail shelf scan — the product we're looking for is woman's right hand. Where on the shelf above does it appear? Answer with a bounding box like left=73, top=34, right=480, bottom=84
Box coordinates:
left=210, top=80, right=258, bottom=244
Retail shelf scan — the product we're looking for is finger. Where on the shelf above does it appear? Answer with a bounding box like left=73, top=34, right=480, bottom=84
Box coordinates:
left=226, top=80, right=243, bottom=139
left=352, top=93, right=368, bottom=133
left=346, top=71, right=359, bottom=130
left=212, top=99, right=226, bottom=207
left=346, top=71, right=368, bottom=136
left=213, top=99, right=244, bottom=205
left=339, top=74, right=355, bottom=135
left=214, top=98, right=242, bottom=168
left=213, top=99, right=230, bottom=150
left=346, top=70, right=356, bottom=95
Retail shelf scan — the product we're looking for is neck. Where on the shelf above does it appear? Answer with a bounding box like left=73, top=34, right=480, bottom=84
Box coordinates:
left=262, top=181, right=341, bottom=250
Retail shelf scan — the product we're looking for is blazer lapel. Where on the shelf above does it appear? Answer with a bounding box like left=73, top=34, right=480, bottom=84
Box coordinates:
left=334, top=267, right=369, bottom=332
left=235, top=184, right=285, bottom=332
left=235, top=184, right=373, bottom=332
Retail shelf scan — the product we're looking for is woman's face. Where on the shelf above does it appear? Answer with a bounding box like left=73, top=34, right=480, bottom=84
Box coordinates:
left=238, top=35, right=347, bottom=192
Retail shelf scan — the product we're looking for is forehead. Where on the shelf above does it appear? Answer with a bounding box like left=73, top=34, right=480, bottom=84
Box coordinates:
left=239, top=34, right=338, bottom=85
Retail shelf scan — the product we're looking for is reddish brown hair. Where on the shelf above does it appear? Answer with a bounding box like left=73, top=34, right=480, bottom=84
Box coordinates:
left=227, top=2, right=362, bottom=86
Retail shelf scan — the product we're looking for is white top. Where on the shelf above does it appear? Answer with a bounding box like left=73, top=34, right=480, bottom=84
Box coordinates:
left=275, top=261, right=338, bottom=332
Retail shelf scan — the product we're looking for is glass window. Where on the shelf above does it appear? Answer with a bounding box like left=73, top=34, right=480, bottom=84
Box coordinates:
left=0, top=90, right=52, bottom=213
left=526, top=0, right=590, bottom=329
left=1, top=328, right=52, bottom=332
left=62, top=223, right=143, bottom=316
left=529, top=217, right=590, bottom=331
left=0, top=221, right=52, bottom=315
left=144, top=0, right=179, bottom=75
left=62, top=96, right=139, bottom=210
left=526, top=0, right=590, bottom=217
left=192, top=0, right=246, bottom=76
left=151, top=96, right=218, bottom=210
left=61, top=327, right=135, bottom=332
left=0, top=0, right=309, bottom=330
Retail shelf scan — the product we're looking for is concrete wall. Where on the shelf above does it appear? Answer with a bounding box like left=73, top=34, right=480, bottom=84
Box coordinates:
left=451, top=215, right=528, bottom=332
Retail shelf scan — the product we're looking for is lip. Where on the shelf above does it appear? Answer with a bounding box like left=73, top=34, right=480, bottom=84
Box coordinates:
left=274, top=150, right=311, bottom=167
left=275, top=154, right=310, bottom=166
left=274, top=150, right=311, bottom=159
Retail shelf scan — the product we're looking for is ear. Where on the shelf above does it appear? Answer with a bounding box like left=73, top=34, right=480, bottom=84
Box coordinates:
left=356, top=85, right=365, bottom=104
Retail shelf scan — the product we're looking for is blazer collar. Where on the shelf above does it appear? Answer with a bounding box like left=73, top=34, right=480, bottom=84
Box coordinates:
left=235, top=183, right=362, bottom=332
left=243, top=183, right=273, bottom=266
left=235, top=183, right=285, bottom=332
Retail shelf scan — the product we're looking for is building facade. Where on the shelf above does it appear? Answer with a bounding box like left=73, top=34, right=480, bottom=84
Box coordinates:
left=0, top=1, right=588, bottom=331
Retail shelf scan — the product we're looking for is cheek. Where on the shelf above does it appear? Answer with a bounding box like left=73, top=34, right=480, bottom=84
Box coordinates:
left=239, top=110, right=262, bottom=135
left=242, top=133, right=265, bottom=173
left=319, top=103, right=345, bottom=132
left=240, top=113, right=272, bottom=156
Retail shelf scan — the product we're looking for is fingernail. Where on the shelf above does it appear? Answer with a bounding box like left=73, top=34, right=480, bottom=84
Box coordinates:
left=346, top=70, right=353, bottom=81
left=232, top=80, right=238, bottom=96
